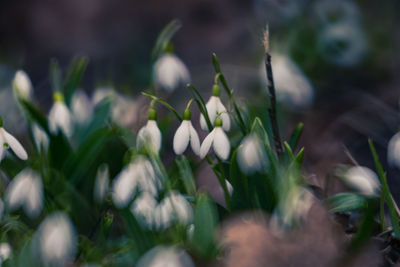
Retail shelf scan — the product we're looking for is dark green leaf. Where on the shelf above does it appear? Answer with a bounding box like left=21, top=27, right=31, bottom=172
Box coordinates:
left=142, top=92, right=182, bottom=121
left=288, top=122, right=304, bottom=151
left=327, top=193, right=368, bottom=213
left=187, top=84, right=213, bottom=131
left=152, top=19, right=182, bottom=60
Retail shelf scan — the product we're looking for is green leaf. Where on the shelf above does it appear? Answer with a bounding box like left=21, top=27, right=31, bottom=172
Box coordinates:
left=327, top=193, right=368, bottom=213
left=19, top=99, right=50, bottom=135
left=152, top=19, right=182, bottom=60
left=250, top=117, right=270, bottom=146
left=49, top=58, right=62, bottom=93
left=63, top=56, right=89, bottom=105
left=142, top=92, right=182, bottom=121
left=191, top=194, right=218, bottom=259
left=283, top=141, right=294, bottom=162
left=288, top=122, right=304, bottom=151
left=176, top=156, right=196, bottom=196
left=187, top=84, right=213, bottom=131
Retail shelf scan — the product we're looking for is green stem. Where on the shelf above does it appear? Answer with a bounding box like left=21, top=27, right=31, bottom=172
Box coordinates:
left=380, top=191, right=386, bottom=232
left=205, top=155, right=231, bottom=211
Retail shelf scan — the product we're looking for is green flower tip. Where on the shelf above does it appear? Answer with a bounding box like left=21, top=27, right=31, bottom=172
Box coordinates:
left=148, top=108, right=157, bottom=120
left=53, top=92, right=64, bottom=102
left=214, top=116, right=223, bottom=127
left=183, top=109, right=191, bottom=120
left=0, top=116, right=3, bottom=127
left=212, top=84, right=221, bottom=97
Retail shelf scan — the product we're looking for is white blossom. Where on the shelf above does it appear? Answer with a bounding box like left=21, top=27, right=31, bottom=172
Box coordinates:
left=237, top=134, right=268, bottom=174
left=388, top=132, right=400, bottom=169
left=344, top=166, right=380, bottom=196
left=136, top=246, right=195, bottom=267
left=130, top=192, right=158, bottom=229
left=0, top=243, right=12, bottom=265
left=12, top=70, right=33, bottom=101
left=48, top=93, right=73, bottom=137
left=137, top=120, right=162, bottom=153
left=34, top=212, right=77, bottom=266
left=71, top=90, right=93, bottom=124
left=200, top=118, right=230, bottom=160
left=153, top=53, right=190, bottom=92
left=5, top=168, right=43, bottom=218
left=32, top=123, right=49, bottom=152
left=94, top=164, right=109, bottom=204
left=200, top=92, right=231, bottom=131
left=173, top=120, right=200, bottom=156
left=0, top=120, right=28, bottom=161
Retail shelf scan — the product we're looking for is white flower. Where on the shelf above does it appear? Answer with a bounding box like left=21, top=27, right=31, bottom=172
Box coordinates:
left=5, top=168, right=43, bottom=218
left=137, top=109, right=162, bottom=153
left=173, top=109, right=200, bottom=156
left=388, top=132, right=400, bottom=169
left=237, top=134, right=268, bottom=174
left=130, top=192, right=158, bottom=229
left=344, top=166, right=380, bottom=196
left=154, top=191, right=193, bottom=230
left=48, top=93, right=73, bottom=137
left=71, top=90, right=93, bottom=124
left=32, top=123, right=49, bottom=152
left=153, top=53, right=190, bottom=92
left=12, top=70, right=33, bottom=101
left=136, top=246, right=195, bottom=267
left=0, top=243, right=12, bottom=265
left=199, top=85, right=230, bottom=131
left=112, top=156, right=160, bottom=208
left=200, top=117, right=230, bottom=160
left=94, top=164, right=109, bottom=204
left=0, top=118, right=28, bottom=161
left=35, top=212, right=77, bottom=266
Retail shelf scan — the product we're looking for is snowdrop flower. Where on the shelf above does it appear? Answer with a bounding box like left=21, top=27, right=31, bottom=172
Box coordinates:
left=71, top=89, right=93, bottom=124
left=5, top=168, right=43, bottom=218
left=0, top=243, right=11, bottom=265
left=112, top=156, right=160, bottom=208
left=0, top=116, right=28, bottom=161
left=199, top=84, right=231, bottom=131
left=137, top=108, right=162, bottom=153
left=130, top=192, right=158, bottom=229
left=154, top=191, right=193, bottom=230
left=200, top=117, right=230, bottom=160
left=32, top=123, right=49, bottom=152
left=136, top=246, right=195, bottom=267
left=260, top=54, right=314, bottom=108
left=94, top=164, right=109, bottom=204
left=173, top=109, right=200, bottom=156
left=153, top=53, right=190, bottom=92
left=344, top=166, right=380, bottom=196
left=12, top=70, right=33, bottom=101
left=48, top=92, right=73, bottom=137
left=237, top=134, right=268, bottom=174
left=35, top=212, right=77, bottom=266
left=388, top=132, right=400, bottom=169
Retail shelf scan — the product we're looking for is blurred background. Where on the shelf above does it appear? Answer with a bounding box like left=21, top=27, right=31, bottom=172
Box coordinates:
left=0, top=0, right=400, bottom=197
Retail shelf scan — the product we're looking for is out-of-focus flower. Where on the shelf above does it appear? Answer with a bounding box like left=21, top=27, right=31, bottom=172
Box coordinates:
left=32, top=123, right=49, bottom=152
left=317, top=20, right=367, bottom=67
left=237, top=134, right=268, bottom=174
left=130, top=192, right=158, bottom=229
left=5, top=168, right=43, bottom=218
left=12, top=70, right=33, bottom=101
left=71, top=89, right=93, bottom=125
left=388, top=132, right=400, bottom=168
left=200, top=117, right=230, bottom=160
left=344, top=166, right=380, bottom=196
left=173, top=109, right=200, bottom=156
left=137, top=108, right=162, bottom=153
left=313, top=0, right=360, bottom=26
left=199, top=84, right=230, bottom=131
left=94, top=164, right=109, bottom=204
left=154, top=191, right=193, bottom=231
left=153, top=53, right=190, bottom=92
left=136, top=246, right=195, bottom=267
left=260, top=54, right=314, bottom=108
left=0, top=243, right=12, bottom=265
left=48, top=92, right=73, bottom=137
left=112, top=156, right=160, bottom=208
left=35, top=212, right=77, bottom=266
left=0, top=117, right=28, bottom=161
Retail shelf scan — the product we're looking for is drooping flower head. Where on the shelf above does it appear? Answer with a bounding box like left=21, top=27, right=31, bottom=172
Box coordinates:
left=237, top=134, right=268, bottom=174
left=136, top=245, right=195, bottom=267
left=200, top=117, right=230, bottom=160
left=71, top=89, right=94, bottom=125
left=12, top=70, right=33, bottom=101
left=388, top=132, right=400, bottom=169
left=173, top=108, right=200, bottom=156
left=343, top=166, right=380, bottom=196
left=200, top=84, right=230, bottom=131
left=0, top=116, right=28, bottom=162
left=137, top=108, right=162, bottom=153
left=48, top=92, right=73, bottom=137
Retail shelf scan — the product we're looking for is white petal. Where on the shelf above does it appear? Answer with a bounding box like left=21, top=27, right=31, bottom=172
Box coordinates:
left=237, top=134, right=267, bottom=174
left=344, top=166, right=380, bottom=196
left=213, top=128, right=230, bottom=160
left=189, top=123, right=200, bottom=156
left=200, top=129, right=216, bottom=158
left=200, top=97, right=219, bottom=131
left=130, top=192, right=157, bottom=229
left=24, top=173, right=43, bottom=218
left=199, top=114, right=208, bottom=131
left=136, top=156, right=160, bottom=196
left=388, top=132, right=400, bottom=168
left=32, top=123, right=49, bottom=151
left=136, top=246, right=195, bottom=267
left=48, top=102, right=73, bottom=137
left=71, top=90, right=93, bottom=124
left=153, top=54, right=190, bottom=92
left=0, top=243, right=12, bottom=263
left=5, top=169, right=31, bottom=210
left=216, top=98, right=231, bottom=131
left=111, top=164, right=138, bottom=208
left=173, top=121, right=190, bottom=155
left=166, top=191, right=193, bottom=225
left=12, top=70, right=33, bottom=101
left=137, top=121, right=162, bottom=153
left=2, top=128, right=27, bottom=160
